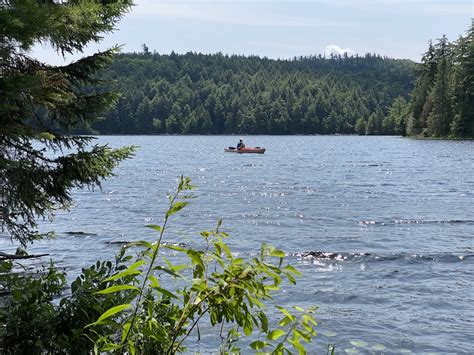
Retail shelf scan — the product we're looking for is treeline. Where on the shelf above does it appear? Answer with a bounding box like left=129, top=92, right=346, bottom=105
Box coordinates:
left=404, top=20, right=474, bottom=138
left=91, top=52, right=416, bottom=135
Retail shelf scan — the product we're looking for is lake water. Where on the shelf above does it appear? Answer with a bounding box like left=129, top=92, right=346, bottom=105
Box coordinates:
left=8, top=136, right=474, bottom=353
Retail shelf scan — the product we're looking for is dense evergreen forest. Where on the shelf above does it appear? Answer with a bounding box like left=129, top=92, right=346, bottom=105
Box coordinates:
left=92, top=52, right=416, bottom=135
left=405, top=20, right=474, bottom=138
left=91, top=21, right=473, bottom=138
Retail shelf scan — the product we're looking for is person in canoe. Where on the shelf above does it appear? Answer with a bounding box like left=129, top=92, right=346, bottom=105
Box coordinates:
left=237, top=137, right=246, bottom=150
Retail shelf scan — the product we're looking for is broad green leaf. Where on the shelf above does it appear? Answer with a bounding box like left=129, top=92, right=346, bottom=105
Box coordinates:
left=243, top=323, right=253, bottom=336
left=129, top=341, right=136, bottom=355
left=246, top=295, right=264, bottom=308
left=276, top=306, right=295, bottom=321
left=294, top=329, right=311, bottom=342
left=200, top=230, right=211, bottom=238
left=95, top=284, right=139, bottom=295
left=104, top=260, right=145, bottom=282
left=186, top=250, right=204, bottom=267
left=286, top=273, right=296, bottom=284
left=235, top=259, right=246, bottom=267
left=171, top=264, right=188, bottom=272
left=191, top=278, right=207, bottom=292
left=220, top=242, right=232, bottom=258
left=91, top=304, right=130, bottom=325
left=302, top=321, right=316, bottom=335
left=265, top=285, right=280, bottom=291
left=125, top=240, right=153, bottom=249
left=259, top=312, right=269, bottom=332
left=279, top=316, right=292, bottom=327
left=267, top=329, right=286, bottom=340
left=250, top=340, right=268, bottom=350
left=145, top=224, right=162, bottom=233
left=164, top=244, right=186, bottom=252
left=270, top=250, right=286, bottom=258
left=148, top=275, right=160, bottom=288
left=213, top=242, right=222, bottom=256
left=289, top=339, right=306, bottom=355
left=283, top=264, right=302, bottom=277
left=121, top=322, right=131, bottom=343
left=166, top=201, right=189, bottom=217
left=302, top=314, right=318, bottom=326
left=155, top=287, right=178, bottom=299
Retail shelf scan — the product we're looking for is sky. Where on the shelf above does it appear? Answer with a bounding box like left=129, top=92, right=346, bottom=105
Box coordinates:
left=32, top=0, right=474, bottom=65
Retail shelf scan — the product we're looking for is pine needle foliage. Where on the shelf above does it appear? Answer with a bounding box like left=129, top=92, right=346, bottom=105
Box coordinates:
left=405, top=19, right=474, bottom=138
left=0, top=0, right=135, bottom=246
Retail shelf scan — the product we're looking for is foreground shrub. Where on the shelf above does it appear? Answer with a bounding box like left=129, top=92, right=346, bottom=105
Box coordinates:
left=0, top=177, right=317, bottom=353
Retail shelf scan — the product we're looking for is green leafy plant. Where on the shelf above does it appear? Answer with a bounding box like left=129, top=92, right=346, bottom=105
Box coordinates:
left=0, top=177, right=318, bottom=353
left=0, top=262, right=66, bottom=353
left=87, top=176, right=318, bottom=354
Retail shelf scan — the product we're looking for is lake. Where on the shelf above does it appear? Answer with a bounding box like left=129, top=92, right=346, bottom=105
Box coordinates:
left=8, top=136, right=474, bottom=353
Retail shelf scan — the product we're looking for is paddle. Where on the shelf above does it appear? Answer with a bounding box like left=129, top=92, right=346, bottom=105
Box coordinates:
left=228, top=146, right=236, bottom=150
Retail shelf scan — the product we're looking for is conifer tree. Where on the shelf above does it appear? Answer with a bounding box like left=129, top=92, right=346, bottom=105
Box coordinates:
left=0, top=0, right=134, bottom=246
left=355, top=117, right=367, bottom=135
left=427, top=35, right=453, bottom=137
left=407, top=41, right=437, bottom=135
left=451, top=20, right=474, bottom=137
left=383, top=96, right=408, bottom=135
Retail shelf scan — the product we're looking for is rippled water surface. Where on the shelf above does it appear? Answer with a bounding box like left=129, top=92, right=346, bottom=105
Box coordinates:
left=11, top=136, right=474, bottom=353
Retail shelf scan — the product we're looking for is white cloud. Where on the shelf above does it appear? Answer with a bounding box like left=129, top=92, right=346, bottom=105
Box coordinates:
left=324, top=44, right=355, bottom=57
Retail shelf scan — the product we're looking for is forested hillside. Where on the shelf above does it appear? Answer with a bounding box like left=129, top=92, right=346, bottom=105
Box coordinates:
left=92, top=52, right=416, bottom=135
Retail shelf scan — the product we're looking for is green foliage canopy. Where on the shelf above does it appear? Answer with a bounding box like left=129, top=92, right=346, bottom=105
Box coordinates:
left=406, top=20, right=474, bottom=138
left=92, top=51, right=416, bottom=135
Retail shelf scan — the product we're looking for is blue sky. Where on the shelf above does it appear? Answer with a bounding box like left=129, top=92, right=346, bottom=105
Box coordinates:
left=33, top=0, right=473, bottom=64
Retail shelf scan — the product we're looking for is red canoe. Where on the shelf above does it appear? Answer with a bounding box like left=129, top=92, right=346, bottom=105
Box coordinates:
left=225, top=147, right=266, bottom=154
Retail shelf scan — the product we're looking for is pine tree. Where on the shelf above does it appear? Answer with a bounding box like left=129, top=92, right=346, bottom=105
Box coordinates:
left=407, top=41, right=437, bottom=135
left=427, top=35, right=453, bottom=137
left=383, top=96, right=408, bottom=135
left=135, top=97, right=152, bottom=133
left=355, top=117, right=367, bottom=135
left=165, top=103, right=182, bottom=133
left=451, top=20, right=474, bottom=137
left=366, top=106, right=384, bottom=135
left=366, top=112, right=377, bottom=135
left=0, top=0, right=134, bottom=246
